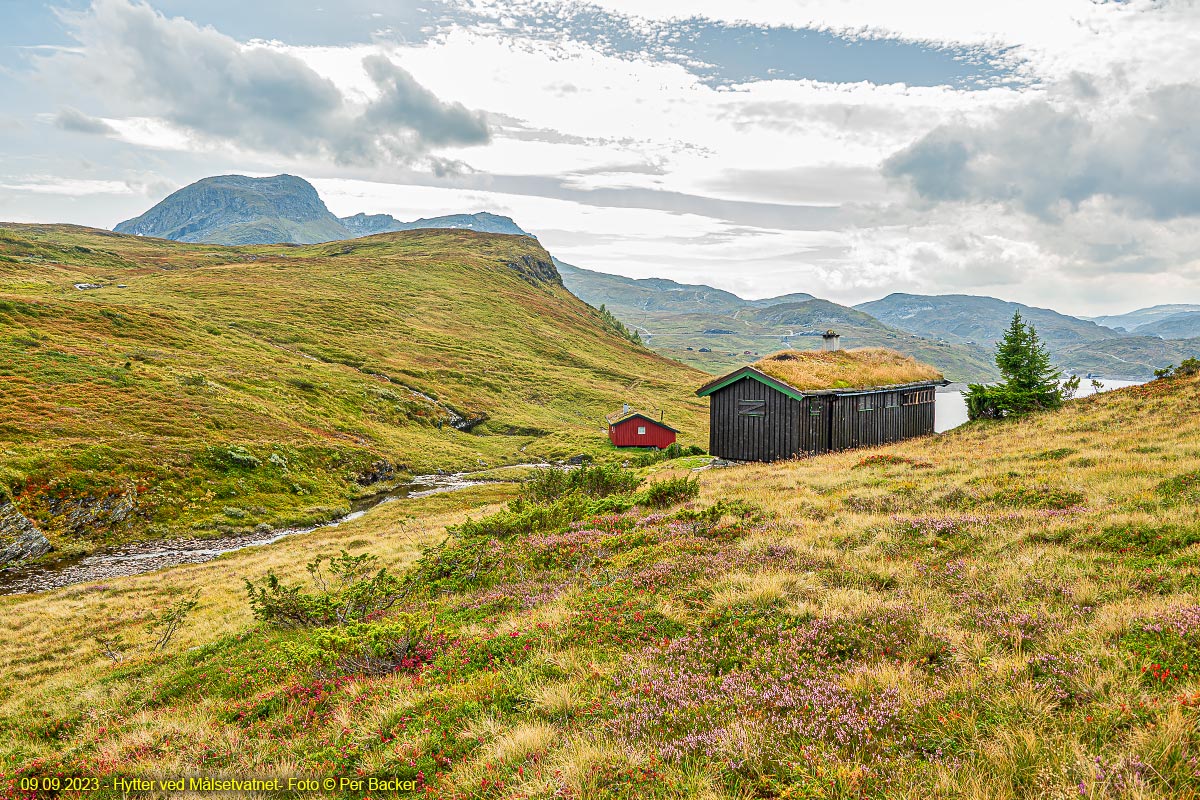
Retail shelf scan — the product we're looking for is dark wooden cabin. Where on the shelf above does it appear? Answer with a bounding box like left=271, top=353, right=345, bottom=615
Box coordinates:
left=695, top=348, right=942, bottom=462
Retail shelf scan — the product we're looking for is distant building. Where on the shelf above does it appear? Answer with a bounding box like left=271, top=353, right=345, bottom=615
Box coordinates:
left=695, top=344, right=943, bottom=461
left=606, top=410, right=679, bottom=449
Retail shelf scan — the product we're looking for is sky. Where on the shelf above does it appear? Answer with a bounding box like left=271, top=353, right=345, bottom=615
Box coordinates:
left=1, top=0, right=1199, bottom=315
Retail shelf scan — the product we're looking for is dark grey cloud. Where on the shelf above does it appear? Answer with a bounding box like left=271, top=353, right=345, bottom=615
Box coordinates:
left=884, top=84, right=1200, bottom=221
left=47, top=0, right=489, bottom=165
left=361, top=54, right=488, bottom=147
left=53, top=106, right=116, bottom=135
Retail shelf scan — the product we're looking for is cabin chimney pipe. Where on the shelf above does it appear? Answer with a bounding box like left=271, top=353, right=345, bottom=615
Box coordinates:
left=822, top=330, right=841, bottom=351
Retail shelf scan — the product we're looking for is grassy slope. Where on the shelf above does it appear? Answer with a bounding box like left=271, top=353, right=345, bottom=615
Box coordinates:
left=1056, top=335, right=1200, bottom=379
left=0, top=224, right=706, bottom=555
left=4, top=376, right=1200, bottom=798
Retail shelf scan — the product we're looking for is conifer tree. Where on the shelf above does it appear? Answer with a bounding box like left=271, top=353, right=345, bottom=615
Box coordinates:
left=966, top=311, right=1076, bottom=419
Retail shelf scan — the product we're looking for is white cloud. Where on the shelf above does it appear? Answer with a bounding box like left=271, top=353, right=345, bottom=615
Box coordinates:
left=0, top=177, right=139, bottom=195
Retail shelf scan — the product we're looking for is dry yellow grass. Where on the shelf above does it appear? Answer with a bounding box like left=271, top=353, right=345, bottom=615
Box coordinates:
left=751, top=346, right=943, bottom=390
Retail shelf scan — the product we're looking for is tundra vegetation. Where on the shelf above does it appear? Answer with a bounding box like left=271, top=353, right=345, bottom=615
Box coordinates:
left=751, top=348, right=943, bottom=392
left=3, top=373, right=1200, bottom=798
left=0, top=225, right=706, bottom=559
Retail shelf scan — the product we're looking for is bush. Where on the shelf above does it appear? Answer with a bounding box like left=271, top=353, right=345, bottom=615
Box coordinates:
left=523, top=463, right=642, bottom=503
left=636, top=475, right=700, bottom=508
left=1153, top=357, right=1200, bottom=380
left=852, top=454, right=932, bottom=469
left=245, top=551, right=404, bottom=627
left=1157, top=470, right=1200, bottom=504
left=453, top=495, right=591, bottom=540
left=988, top=483, right=1085, bottom=510
left=1082, top=522, right=1200, bottom=555
left=629, top=443, right=707, bottom=468
left=280, top=617, right=435, bottom=677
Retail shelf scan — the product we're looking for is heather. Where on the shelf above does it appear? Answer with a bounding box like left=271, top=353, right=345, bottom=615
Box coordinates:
left=3, top=376, right=1200, bottom=798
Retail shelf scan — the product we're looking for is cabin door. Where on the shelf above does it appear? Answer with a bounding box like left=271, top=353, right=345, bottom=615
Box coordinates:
left=805, top=396, right=830, bottom=454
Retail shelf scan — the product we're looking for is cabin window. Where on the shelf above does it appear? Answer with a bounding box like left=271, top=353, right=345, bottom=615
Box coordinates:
left=856, top=396, right=873, bottom=412
left=738, top=399, right=766, bottom=417
left=808, top=405, right=821, bottom=416
left=884, top=395, right=899, bottom=408
left=903, top=389, right=934, bottom=405
left=637, top=426, right=646, bottom=435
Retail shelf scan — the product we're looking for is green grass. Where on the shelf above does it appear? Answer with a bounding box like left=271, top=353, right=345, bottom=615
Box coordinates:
left=0, top=224, right=707, bottom=556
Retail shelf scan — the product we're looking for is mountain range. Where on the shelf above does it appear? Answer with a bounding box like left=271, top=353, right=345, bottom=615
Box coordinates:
left=114, top=174, right=531, bottom=245
left=113, top=173, right=1199, bottom=381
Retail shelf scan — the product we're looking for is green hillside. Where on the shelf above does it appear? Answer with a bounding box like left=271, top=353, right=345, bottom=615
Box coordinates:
left=1056, top=335, right=1200, bottom=378
left=856, top=292, right=1125, bottom=349
left=0, top=224, right=706, bottom=558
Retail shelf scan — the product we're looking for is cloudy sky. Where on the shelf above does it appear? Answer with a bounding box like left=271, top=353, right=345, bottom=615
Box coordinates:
left=2, top=0, right=1198, bottom=314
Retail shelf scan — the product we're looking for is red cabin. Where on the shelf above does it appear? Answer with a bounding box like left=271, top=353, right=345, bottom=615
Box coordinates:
left=607, top=412, right=678, bottom=449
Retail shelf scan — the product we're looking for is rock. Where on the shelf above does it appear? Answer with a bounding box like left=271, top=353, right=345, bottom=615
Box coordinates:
left=565, top=454, right=594, bottom=467
left=0, top=497, right=52, bottom=565
left=74, top=282, right=103, bottom=290
left=503, top=254, right=561, bottom=286
left=355, top=459, right=397, bottom=486
left=44, top=481, right=140, bottom=535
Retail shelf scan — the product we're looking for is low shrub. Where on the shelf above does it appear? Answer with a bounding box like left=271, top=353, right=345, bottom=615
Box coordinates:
left=280, top=617, right=435, bottom=677
left=523, top=463, right=642, bottom=503
left=629, top=442, right=707, bottom=468
left=1157, top=470, right=1200, bottom=504
left=244, top=551, right=404, bottom=627
left=636, top=475, right=700, bottom=509
left=1080, top=522, right=1200, bottom=555
left=453, top=495, right=591, bottom=540
left=1153, top=357, right=1200, bottom=380
left=853, top=453, right=932, bottom=469
left=988, top=483, right=1086, bottom=510
left=1122, top=606, right=1200, bottom=688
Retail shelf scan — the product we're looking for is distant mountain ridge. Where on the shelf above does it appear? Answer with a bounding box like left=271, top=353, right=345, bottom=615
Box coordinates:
left=1136, top=311, right=1200, bottom=340
left=854, top=293, right=1127, bottom=352
left=1089, top=304, right=1200, bottom=332
left=113, top=174, right=349, bottom=245
left=115, top=174, right=533, bottom=246
left=557, top=261, right=997, bottom=380
left=340, top=211, right=531, bottom=238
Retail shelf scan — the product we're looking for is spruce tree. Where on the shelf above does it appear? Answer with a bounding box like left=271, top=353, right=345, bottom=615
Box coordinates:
left=966, top=311, right=1073, bottom=419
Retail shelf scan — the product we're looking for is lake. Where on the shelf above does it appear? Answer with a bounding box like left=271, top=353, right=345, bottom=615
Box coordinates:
left=935, top=379, right=1143, bottom=433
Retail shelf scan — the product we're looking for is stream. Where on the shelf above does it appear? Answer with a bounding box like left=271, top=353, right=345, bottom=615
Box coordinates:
left=0, top=472, right=498, bottom=596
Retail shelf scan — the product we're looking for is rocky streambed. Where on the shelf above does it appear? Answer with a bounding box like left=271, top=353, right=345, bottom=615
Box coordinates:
left=0, top=472, right=493, bottom=596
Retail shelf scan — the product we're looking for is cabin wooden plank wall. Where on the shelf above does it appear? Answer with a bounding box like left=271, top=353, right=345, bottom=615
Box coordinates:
left=708, top=378, right=801, bottom=461
left=706, top=379, right=936, bottom=462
